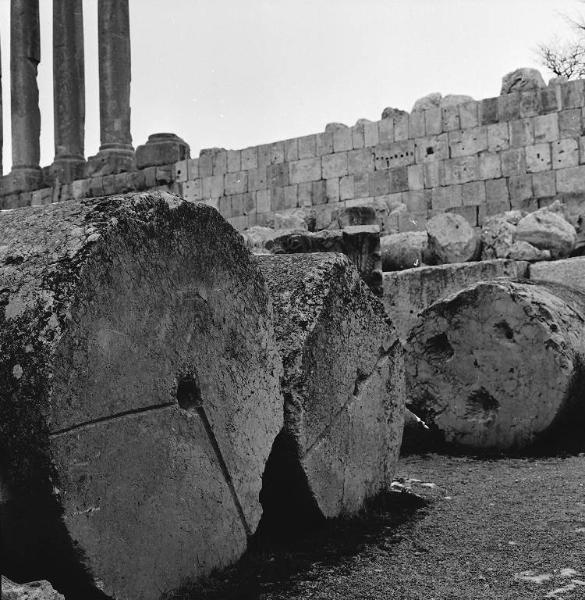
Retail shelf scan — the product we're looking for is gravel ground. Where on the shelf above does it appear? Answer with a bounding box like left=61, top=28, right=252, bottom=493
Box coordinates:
left=170, top=453, right=585, bottom=600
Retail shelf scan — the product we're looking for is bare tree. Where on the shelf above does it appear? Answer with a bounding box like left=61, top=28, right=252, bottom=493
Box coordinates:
left=536, top=39, right=585, bottom=79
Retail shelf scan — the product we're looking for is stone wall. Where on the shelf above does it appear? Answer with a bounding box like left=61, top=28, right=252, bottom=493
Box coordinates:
left=4, top=77, right=585, bottom=232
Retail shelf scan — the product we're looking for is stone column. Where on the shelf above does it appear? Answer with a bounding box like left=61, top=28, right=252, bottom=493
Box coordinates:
left=53, top=0, right=85, bottom=183
left=87, top=0, right=135, bottom=176
left=10, top=0, right=42, bottom=189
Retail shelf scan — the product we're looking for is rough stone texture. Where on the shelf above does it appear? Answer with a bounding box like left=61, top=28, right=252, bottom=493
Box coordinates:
left=10, top=0, right=41, bottom=181
left=333, top=205, right=377, bottom=228
left=381, top=106, right=408, bottom=120
left=426, top=213, right=479, bottom=264
left=508, top=240, right=550, bottom=262
left=1, top=577, right=64, bottom=600
left=516, top=208, right=577, bottom=259
left=257, top=253, right=405, bottom=519
left=135, top=133, right=190, bottom=169
left=266, top=208, right=312, bottom=230
left=265, top=226, right=383, bottom=296
left=480, top=213, right=519, bottom=260
left=52, top=0, right=85, bottom=183
left=406, top=280, right=585, bottom=450
left=530, top=256, right=585, bottom=293
left=411, top=93, right=442, bottom=112
left=441, top=94, right=475, bottom=107
left=381, top=231, right=431, bottom=271
left=382, top=259, right=527, bottom=342
left=500, top=68, right=546, bottom=94
left=0, top=193, right=283, bottom=600
left=240, top=225, right=280, bottom=253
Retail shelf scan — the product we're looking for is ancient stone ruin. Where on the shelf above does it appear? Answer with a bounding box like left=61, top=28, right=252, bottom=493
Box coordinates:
left=2, top=2, right=585, bottom=600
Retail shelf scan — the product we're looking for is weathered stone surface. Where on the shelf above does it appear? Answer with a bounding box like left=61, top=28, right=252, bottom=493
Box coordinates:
left=406, top=280, right=585, bottom=450
left=266, top=208, right=312, bottom=231
left=324, top=122, right=348, bottom=133
left=257, top=253, right=405, bottom=520
left=240, top=225, right=280, bottom=253
left=500, top=68, right=546, bottom=94
left=530, top=256, right=585, bottom=292
left=481, top=213, right=518, bottom=260
left=516, top=208, right=577, bottom=258
left=382, top=259, right=527, bottom=342
left=441, top=94, right=475, bottom=107
left=265, top=226, right=383, bottom=296
left=412, top=92, right=442, bottom=112
left=508, top=240, right=550, bottom=262
left=0, top=192, right=283, bottom=600
left=381, top=231, right=430, bottom=272
left=135, top=133, right=190, bottom=169
left=426, top=213, right=480, bottom=264
left=381, top=106, right=408, bottom=120
left=1, top=577, right=64, bottom=600
left=333, top=204, right=377, bottom=228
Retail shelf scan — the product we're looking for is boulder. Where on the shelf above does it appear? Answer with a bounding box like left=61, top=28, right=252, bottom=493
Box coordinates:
left=508, top=240, right=550, bottom=262
left=257, top=253, right=405, bottom=520
left=411, top=92, right=442, bottom=112
left=426, top=213, right=479, bottom=264
left=333, top=205, right=378, bottom=228
left=441, top=94, right=475, bottom=107
left=406, top=280, right=585, bottom=450
left=240, top=225, right=279, bottom=253
left=266, top=208, right=313, bottom=231
left=325, top=122, right=348, bottom=133
left=530, top=256, right=585, bottom=293
left=516, top=208, right=576, bottom=258
left=481, top=214, right=518, bottom=260
left=381, top=106, right=408, bottom=120
left=1, top=577, right=64, bottom=600
left=382, top=259, right=527, bottom=342
left=381, top=231, right=430, bottom=271
left=500, top=68, right=546, bottom=94
left=0, top=193, right=284, bottom=600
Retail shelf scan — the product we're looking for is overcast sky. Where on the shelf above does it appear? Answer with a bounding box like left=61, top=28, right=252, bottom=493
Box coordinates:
left=0, top=0, right=582, bottom=170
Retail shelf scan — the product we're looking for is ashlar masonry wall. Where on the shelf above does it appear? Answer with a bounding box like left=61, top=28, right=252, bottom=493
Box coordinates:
left=173, top=77, right=585, bottom=233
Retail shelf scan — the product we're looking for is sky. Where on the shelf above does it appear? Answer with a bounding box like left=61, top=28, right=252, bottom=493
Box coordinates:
left=0, top=0, right=583, bottom=170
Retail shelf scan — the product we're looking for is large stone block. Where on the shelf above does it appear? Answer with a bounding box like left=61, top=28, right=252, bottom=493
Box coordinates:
left=449, top=127, right=488, bottom=158
left=289, top=157, right=322, bottom=184
left=0, top=193, right=284, bottom=600
left=135, top=133, right=190, bottom=170
left=525, top=143, right=552, bottom=173
left=552, top=138, right=579, bottom=170
left=530, top=256, right=585, bottom=292
left=322, top=153, right=348, bottom=179
left=557, top=165, right=585, bottom=194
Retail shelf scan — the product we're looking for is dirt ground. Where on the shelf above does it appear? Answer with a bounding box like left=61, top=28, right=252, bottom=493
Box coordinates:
left=169, top=451, right=585, bottom=600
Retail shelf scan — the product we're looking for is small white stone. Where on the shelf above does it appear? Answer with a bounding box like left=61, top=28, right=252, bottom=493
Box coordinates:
left=12, top=364, right=23, bottom=379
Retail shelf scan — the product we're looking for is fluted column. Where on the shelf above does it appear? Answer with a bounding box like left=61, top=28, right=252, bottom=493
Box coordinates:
left=87, top=0, right=135, bottom=175
left=10, top=0, right=42, bottom=188
left=53, top=0, right=85, bottom=182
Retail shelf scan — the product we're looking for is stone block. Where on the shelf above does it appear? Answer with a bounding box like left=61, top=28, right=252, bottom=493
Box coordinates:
left=394, top=113, right=410, bottom=141
left=442, top=104, right=460, bottom=131
left=417, top=133, right=450, bottom=162
left=283, top=184, right=298, bottom=209
left=155, top=165, right=174, bottom=185
left=431, top=184, right=462, bottom=210
left=226, top=215, right=249, bottom=230
left=425, top=107, right=442, bottom=135
left=533, top=113, right=559, bottom=143
left=248, top=167, right=267, bottom=191
left=340, top=175, right=354, bottom=200
left=398, top=211, right=427, bottom=233
left=212, top=149, right=228, bottom=175
left=443, top=156, right=479, bottom=185
left=326, top=177, right=340, bottom=203
left=389, top=166, right=409, bottom=193
left=540, top=87, right=559, bottom=114
left=225, top=171, right=248, bottom=195
left=462, top=180, right=486, bottom=206
left=559, top=109, right=583, bottom=138
left=298, top=135, right=317, bottom=159
left=312, top=180, right=327, bottom=205
left=459, top=101, right=479, bottom=129
left=556, top=165, right=585, bottom=193
left=369, top=171, right=391, bottom=196
left=351, top=123, right=366, bottom=149
left=449, top=126, right=488, bottom=157
left=270, top=186, right=286, bottom=211
left=173, top=160, right=188, bottom=182
left=289, top=157, right=322, bottom=184
left=374, top=141, right=416, bottom=170
left=31, top=187, right=53, bottom=206
left=519, top=90, right=542, bottom=118
left=561, top=79, right=585, bottom=109
left=297, top=181, right=313, bottom=207
left=580, top=136, right=585, bottom=164
left=267, top=163, right=289, bottom=187
left=364, top=121, right=380, bottom=147
left=88, top=175, right=105, bottom=197
left=348, top=148, right=374, bottom=175
left=218, top=195, right=232, bottom=217
left=256, top=189, right=271, bottom=213
left=403, top=190, right=428, bottom=213
left=102, top=173, right=118, bottom=195
left=509, top=118, right=534, bottom=148
left=552, top=138, right=579, bottom=169
left=487, top=122, right=510, bottom=152
left=198, top=151, right=213, bottom=177
left=379, top=117, right=394, bottom=143
left=508, top=174, right=533, bottom=208
left=532, top=170, right=556, bottom=198
left=322, top=153, right=348, bottom=179
left=71, top=178, right=90, bottom=200
left=498, top=92, right=521, bottom=121
left=333, top=126, right=353, bottom=152
left=135, top=133, right=190, bottom=169
left=269, top=142, right=285, bottom=165
left=284, top=138, right=299, bottom=162
left=423, top=161, right=443, bottom=188
left=233, top=192, right=257, bottom=216
left=501, top=148, right=526, bottom=177
left=409, top=111, right=426, bottom=138
left=202, top=174, right=224, bottom=198
left=316, top=131, right=334, bottom=156
left=485, top=177, right=509, bottom=205
left=354, top=172, right=370, bottom=197
left=479, top=97, right=499, bottom=125
left=182, top=178, right=203, bottom=202
left=525, top=143, right=552, bottom=173
left=257, top=145, right=271, bottom=168
left=408, top=164, right=424, bottom=190
left=445, top=205, right=478, bottom=227
left=187, top=158, right=200, bottom=178
left=227, top=150, right=241, bottom=173
left=479, top=151, right=502, bottom=179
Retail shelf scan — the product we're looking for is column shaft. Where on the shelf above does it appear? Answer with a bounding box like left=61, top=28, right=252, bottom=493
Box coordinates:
left=53, top=0, right=85, bottom=181
left=10, top=0, right=41, bottom=175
